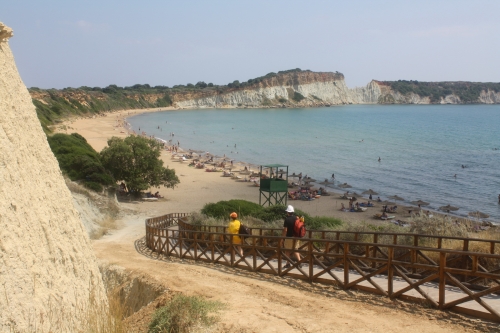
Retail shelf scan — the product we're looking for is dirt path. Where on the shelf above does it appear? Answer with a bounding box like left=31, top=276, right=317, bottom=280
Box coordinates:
left=93, top=204, right=492, bottom=333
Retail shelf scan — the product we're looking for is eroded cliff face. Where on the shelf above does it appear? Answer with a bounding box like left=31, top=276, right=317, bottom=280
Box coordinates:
left=0, top=22, right=106, bottom=332
left=175, top=71, right=379, bottom=108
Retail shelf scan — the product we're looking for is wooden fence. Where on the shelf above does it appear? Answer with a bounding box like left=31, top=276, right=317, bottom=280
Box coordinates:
left=145, top=213, right=500, bottom=321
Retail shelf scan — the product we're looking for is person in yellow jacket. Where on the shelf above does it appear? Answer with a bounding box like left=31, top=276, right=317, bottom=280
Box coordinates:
left=228, top=212, right=243, bottom=257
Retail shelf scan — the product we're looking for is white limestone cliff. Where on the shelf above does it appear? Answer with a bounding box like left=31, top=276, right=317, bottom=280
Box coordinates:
left=0, top=22, right=106, bottom=332
left=175, top=75, right=385, bottom=109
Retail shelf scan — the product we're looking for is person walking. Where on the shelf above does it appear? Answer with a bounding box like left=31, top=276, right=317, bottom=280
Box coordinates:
left=281, top=205, right=302, bottom=269
left=228, top=212, right=243, bottom=257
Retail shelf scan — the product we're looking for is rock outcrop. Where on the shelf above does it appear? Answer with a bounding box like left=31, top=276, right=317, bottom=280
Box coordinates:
left=0, top=22, right=106, bottom=332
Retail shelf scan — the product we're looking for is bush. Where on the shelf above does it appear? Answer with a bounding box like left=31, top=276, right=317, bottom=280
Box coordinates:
left=201, top=200, right=263, bottom=219
left=201, top=200, right=343, bottom=230
left=148, top=294, right=224, bottom=333
left=292, top=92, right=305, bottom=102
left=83, top=181, right=103, bottom=193
left=47, top=133, right=114, bottom=191
left=306, top=216, right=343, bottom=229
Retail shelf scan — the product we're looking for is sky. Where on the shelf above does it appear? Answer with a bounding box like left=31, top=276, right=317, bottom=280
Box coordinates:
left=1, top=0, right=499, bottom=89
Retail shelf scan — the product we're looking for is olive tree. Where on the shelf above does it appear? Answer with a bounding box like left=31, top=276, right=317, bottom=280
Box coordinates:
left=100, top=136, right=179, bottom=193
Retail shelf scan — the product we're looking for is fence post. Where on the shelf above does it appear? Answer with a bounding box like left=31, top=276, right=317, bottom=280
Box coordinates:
left=211, top=233, right=215, bottom=262
left=278, top=236, right=282, bottom=276
left=343, top=242, right=349, bottom=289
left=388, top=247, right=394, bottom=297
left=179, top=225, right=183, bottom=258
left=194, top=232, right=198, bottom=260
left=230, top=234, right=235, bottom=266
left=439, top=252, right=446, bottom=309
left=166, top=227, right=170, bottom=255
left=309, top=240, right=314, bottom=282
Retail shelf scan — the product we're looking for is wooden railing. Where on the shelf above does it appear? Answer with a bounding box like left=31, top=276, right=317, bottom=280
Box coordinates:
left=145, top=214, right=500, bottom=322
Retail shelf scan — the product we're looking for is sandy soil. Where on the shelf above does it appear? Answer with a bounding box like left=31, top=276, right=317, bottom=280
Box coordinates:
left=64, top=110, right=492, bottom=332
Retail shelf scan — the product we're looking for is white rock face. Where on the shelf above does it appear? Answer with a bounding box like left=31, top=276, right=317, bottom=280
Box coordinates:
left=478, top=90, right=500, bottom=104
left=175, top=77, right=500, bottom=108
left=0, top=22, right=106, bottom=332
left=440, top=95, right=462, bottom=104
left=175, top=79, right=386, bottom=108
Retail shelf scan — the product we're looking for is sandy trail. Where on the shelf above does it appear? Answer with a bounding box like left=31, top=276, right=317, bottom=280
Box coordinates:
left=67, top=110, right=487, bottom=332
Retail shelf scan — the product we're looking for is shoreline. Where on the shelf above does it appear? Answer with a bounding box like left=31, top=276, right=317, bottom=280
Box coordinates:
left=58, top=107, right=494, bottom=227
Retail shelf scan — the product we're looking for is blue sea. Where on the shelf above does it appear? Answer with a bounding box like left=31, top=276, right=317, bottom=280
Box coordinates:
left=128, top=105, right=500, bottom=222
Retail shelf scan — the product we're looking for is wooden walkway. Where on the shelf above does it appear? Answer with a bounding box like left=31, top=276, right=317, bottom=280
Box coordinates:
left=145, top=213, right=500, bottom=322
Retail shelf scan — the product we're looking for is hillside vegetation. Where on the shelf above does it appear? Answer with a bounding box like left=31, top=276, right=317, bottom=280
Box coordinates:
left=30, top=69, right=309, bottom=133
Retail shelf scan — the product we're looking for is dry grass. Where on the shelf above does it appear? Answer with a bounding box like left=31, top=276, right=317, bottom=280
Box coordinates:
left=20, top=284, right=127, bottom=333
left=90, top=217, right=120, bottom=240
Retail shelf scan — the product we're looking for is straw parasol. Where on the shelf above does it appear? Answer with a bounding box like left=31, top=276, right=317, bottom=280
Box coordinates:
left=439, top=205, right=459, bottom=212
left=304, top=178, right=317, bottom=183
left=362, top=189, right=378, bottom=195
left=468, top=211, right=490, bottom=219
left=388, top=195, right=405, bottom=201
left=339, top=183, right=352, bottom=188
left=411, top=200, right=430, bottom=206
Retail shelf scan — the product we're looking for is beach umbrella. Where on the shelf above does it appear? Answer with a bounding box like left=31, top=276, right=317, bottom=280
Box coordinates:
left=339, top=183, right=352, bottom=188
left=304, top=178, right=317, bottom=183
left=288, top=174, right=299, bottom=178
left=411, top=200, right=430, bottom=206
left=362, top=189, right=378, bottom=195
left=319, top=179, right=331, bottom=185
left=468, top=211, right=489, bottom=219
left=439, top=205, right=459, bottom=212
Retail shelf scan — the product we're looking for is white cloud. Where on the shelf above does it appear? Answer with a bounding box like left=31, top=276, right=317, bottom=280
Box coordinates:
left=61, top=20, right=108, bottom=33
left=412, top=25, right=485, bottom=38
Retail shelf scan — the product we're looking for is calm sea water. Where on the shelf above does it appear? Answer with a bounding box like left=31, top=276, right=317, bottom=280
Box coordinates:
left=128, top=105, right=500, bottom=222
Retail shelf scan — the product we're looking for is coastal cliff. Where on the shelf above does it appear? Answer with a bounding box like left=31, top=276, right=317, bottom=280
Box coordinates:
left=0, top=22, right=106, bottom=332
left=29, top=69, right=499, bottom=132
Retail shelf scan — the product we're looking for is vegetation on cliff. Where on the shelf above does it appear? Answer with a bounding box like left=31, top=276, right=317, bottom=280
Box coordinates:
left=32, top=85, right=174, bottom=133
left=47, top=133, right=114, bottom=192
left=30, top=68, right=318, bottom=133
left=381, top=80, right=500, bottom=103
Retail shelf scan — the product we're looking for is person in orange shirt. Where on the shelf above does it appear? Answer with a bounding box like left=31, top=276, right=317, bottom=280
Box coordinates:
left=228, top=212, right=243, bottom=257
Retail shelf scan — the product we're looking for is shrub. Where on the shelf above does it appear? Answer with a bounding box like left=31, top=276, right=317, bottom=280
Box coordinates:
left=306, top=216, right=343, bottom=230
left=200, top=200, right=343, bottom=230
left=148, top=294, right=224, bottom=333
left=83, top=181, right=103, bottom=193
left=201, top=200, right=263, bottom=219
left=48, top=133, right=114, bottom=191
left=292, top=92, right=305, bottom=102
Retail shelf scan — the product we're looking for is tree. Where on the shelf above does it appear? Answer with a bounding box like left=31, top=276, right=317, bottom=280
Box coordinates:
left=100, top=136, right=180, bottom=193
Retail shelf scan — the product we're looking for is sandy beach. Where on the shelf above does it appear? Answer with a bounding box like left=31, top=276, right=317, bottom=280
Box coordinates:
left=58, top=109, right=491, bottom=332
left=59, top=108, right=416, bottom=224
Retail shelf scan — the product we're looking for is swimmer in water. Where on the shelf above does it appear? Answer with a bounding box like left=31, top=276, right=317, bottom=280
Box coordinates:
left=378, top=157, right=381, bottom=162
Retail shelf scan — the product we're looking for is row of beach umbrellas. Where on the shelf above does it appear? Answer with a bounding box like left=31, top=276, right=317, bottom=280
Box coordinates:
left=260, top=171, right=491, bottom=219
left=344, top=187, right=490, bottom=219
